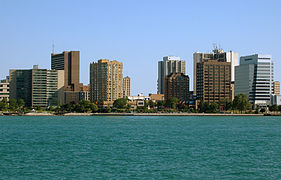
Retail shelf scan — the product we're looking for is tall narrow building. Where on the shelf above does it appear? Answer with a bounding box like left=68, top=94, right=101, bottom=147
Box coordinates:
left=193, top=49, right=238, bottom=95
left=0, top=76, right=10, bottom=101
left=51, top=51, right=81, bottom=104
left=123, top=76, right=131, bottom=98
left=164, top=73, right=189, bottom=102
left=235, top=54, right=274, bottom=107
left=90, top=59, right=123, bottom=105
left=196, top=60, right=231, bottom=103
left=158, top=56, right=185, bottom=94
left=273, top=81, right=280, bottom=95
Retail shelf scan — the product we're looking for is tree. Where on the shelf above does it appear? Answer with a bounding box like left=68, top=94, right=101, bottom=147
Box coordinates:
left=278, top=105, right=281, bottom=112
left=165, top=97, right=178, bottom=109
left=148, top=100, right=156, bottom=109
left=233, top=94, right=251, bottom=113
left=156, top=100, right=165, bottom=110
left=269, top=104, right=278, bottom=112
left=209, top=102, right=218, bottom=113
left=0, top=98, right=8, bottom=111
left=113, top=98, right=128, bottom=109
left=9, top=99, right=18, bottom=111
left=18, top=99, right=25, bottom=111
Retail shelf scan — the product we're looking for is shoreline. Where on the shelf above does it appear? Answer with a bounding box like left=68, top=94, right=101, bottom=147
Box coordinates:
left=1, top=112, right=278, bottom=116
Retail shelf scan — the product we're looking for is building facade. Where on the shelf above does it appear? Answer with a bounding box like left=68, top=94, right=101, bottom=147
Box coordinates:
left=273, top=81, right=280, bottom=95
left=51, top=51, right=81, bottom=104
left=9, top=66, right=64, bottom=107
left=235, top=54, right=274, bottom=107
left=196, top=60, right=231, bottom=103
left=193, top=49, right=238, bottom=94
left=79, top=85, right=89, bottom=101
left=123, top=76, right=131, bottom=97
left=90, top=59, right=123, bottom=104
left=0, top=76, right=9, bottom=101
left=158, top=56, right=185, bottom=94
left=164, top=73, right=189, bottom=102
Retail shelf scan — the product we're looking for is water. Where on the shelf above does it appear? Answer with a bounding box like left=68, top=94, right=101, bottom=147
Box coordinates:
left=0, top=116, right=281, bottom=179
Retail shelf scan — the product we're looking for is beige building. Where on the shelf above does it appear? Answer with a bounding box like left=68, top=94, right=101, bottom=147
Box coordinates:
left=90, top=59, right=123, bottom=104
left=149, top=92, right=164, bottom=101
left=79, top=85, right=89, bottom=101
left=123, top=76, right=131, bottom=97
left=0, top=76, right=9, bottom=101
left=273, top=81, right=280, bottom=95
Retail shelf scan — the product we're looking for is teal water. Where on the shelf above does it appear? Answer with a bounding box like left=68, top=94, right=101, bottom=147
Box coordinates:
left=0, top=116, right=281, bottom=179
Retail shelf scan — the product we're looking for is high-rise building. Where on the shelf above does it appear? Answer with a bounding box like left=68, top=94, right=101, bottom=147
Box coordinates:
left=123, top=76, right=131, bottom=98
left=273, top=81, right=280, bottom=95
left=90, top=59, right=123, bottom=104
left=164, top=73, right=189, bottom=102
left=158, top=56, right=185, bottom=94
left=9, top=66, right=64, bottom=107
left=193, top=49, right=238, bottom=94
left=0, top=76, right=9, bottom=101
left=51, top=51, right=81, bottom=104
left=196, top=60, right=231, bottom=103
left=235, top=54, right=274, bottom=107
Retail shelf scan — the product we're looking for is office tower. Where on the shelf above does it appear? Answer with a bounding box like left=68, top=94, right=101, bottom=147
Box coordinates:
left=164, top=73, right=189, bottom=102
left=196, top=60, right=231, bottom=103
left=158, top=56, right=186, bottom=94
left=79, top=85, right=89, bottom=101
left=0, top=76, right=9, bottom=101
left=235, top=54, right=274, bottom=107
left=193, top=49, right=238, bottom=94
left=51, top=51, right=81, bottom=104
left=9, top=66, right=64, bottom=107
left=90, top=59, right=123, bottom=104
left=273, top=81, right=280, bottom=95
left=123, top=76, right=131, bottom=97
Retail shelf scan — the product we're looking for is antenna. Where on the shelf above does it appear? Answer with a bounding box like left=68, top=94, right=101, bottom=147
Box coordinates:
left=52, top=40, right=55, bottom=54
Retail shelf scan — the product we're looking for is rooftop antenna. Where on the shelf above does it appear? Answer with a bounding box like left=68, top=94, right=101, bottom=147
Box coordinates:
left=52, top=40, right=55, bottom=54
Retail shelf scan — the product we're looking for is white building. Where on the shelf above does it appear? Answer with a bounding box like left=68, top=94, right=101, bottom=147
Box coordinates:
left=271, top=95, right=281, bottom=106
left=0, top=76, right=9, bottom=101
left=235, top=54, right=274, bottom=107
left=158, top=56, right=186, bottom=94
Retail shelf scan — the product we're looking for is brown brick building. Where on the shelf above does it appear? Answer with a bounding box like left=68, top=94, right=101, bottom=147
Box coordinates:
left=196, top=60, right=231, bottom=103
left=164, top=73, right=189, bottom=102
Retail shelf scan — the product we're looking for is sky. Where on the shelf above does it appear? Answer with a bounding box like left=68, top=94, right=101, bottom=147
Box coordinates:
left=1, top=0, right=281, bottom=95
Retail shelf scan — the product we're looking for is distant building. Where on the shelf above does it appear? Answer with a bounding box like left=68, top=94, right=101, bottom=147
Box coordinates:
left=271, top=94, right=281, bottom=106
left=51, top=51, right=81, bottom=104
left=193, top=49, right=238, bottom=94
left=196, top=60, right=231, bottom=103
left=79, top=85, right=89, bottom=101
left=0, top=76, right=9, bottom=101
left=164, top=73, right=189, bottom=102
left=149, top=92, right=164, bottom=101
left=235, top=54, right=274, bottom=107
left=128, top=93, right=150, bottom=108
left=158, top=56, right=185, bottom=94
left=123, top=76, right=131, bottom=97
left=90, top=59, right=123, bottom=105
left=9, top=65, right=64, bottom=107
left=273, top=81, right=280, bottom=95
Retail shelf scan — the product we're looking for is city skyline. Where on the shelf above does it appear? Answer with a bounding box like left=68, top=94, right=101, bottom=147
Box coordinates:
left=1, top=0, right=281, bottom=95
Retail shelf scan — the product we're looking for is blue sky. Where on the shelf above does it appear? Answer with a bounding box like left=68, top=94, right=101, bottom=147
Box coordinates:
left=1, top=0, right=281, bottom=95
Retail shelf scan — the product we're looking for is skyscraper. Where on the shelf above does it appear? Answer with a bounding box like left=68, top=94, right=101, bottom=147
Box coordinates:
left=0, top=76, right=10, bottom=101
left=51, top=51, right=81, bottom=104
left=164, top=73, right=189, bottom=102
left=123, top=76, right=131, bottom=98
left=273, top=81, right=280, bottom=95
left=158, top=56, right=185, bottom=94
left=196, top=60, right=231, bottom=103
left=9, top=66, right=64, bottom=107
left=90, top=59, right=123, bottom=105
left=235, top=54, right=274, bottom=107
left=193, top=49, right=238, bottom=94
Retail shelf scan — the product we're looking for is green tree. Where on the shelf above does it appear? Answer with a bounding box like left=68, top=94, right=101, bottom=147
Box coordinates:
left=269, top=104, right=278, bottom=112
left=165, top=97, right=178, bottom=109
left=113, top=98, right=128, bottom=109
left=18, top=99, right=25, bottom=111
left=148, top=100, right=156, bottom=109
left=209, top=102, right=218, bottom=113
left=9, top=99, right=18, bottom=111
left=156, top=100, right=165, bottom=110
left=0, top=98, right=8, bottom=111
left=233, top=94, right=251, bottom=113
left=278, top=105, right=281, bottom=112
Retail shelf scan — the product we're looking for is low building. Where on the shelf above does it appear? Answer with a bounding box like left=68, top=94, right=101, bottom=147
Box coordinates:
left=128, top=93, right=150, bottom=108
left=271, top=94, right=281, bottom=106
left=79, top=85, right=89, bottom=101
left=0, top=76, right=9, bottom=101
left=9, top=65, right=64, bottom=107
left=149, top=92, right=164, bottom=101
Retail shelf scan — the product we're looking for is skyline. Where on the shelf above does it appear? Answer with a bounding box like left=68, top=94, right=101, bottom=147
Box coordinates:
left=1, top=0, right=281, bottom=95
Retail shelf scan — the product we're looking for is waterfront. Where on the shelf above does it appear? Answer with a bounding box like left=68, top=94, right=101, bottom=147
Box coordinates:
left=0, top=116, right=281, bottom=179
